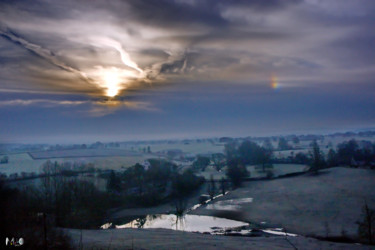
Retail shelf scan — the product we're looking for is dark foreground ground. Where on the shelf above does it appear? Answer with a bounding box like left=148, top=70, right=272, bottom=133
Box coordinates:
left=66, top=228, right=373, bottom=250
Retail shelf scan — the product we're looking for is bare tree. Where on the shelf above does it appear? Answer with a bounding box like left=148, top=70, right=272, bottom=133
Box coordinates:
left=309, top=140, right=325, bottom=174
left=219, top=177, right=228, bottom=195
left=207, top=175, right=216, bottom=199
left=358, top=202, right=375, bottom=244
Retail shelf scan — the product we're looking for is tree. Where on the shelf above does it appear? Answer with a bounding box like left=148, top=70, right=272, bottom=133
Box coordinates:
left=224, top=142, right=238, bottom=161
left=278, top=138, right=291, bottom=150
left=211, top=153, right=225, bottom=171
left=133, top=163, right=146, bottom=195
left=327, top=149, right=338, bottom=167
left=259, top=147, right=273, bottom=172
left=237, top=141, right=273, bottom=171
left=219, top=177, right=228, bottom=195
left=0, top=180, right=73, bottom=248
left=337, top=139, right=359, bottom=165
left=309, top=140, right=325, bottom=174
left=106, top=170, right=121, bottom=192
left=123, top=163, right=146, bottom=195
left=358, top=202, right=375, bottom=244
left=226, top=159, right=249, bottom=188
left=263, top=139, right=274, bottom=151
left=292, top=136, right=300, bottom=145
left=171, top=169, right=204, bottom=215
left=238, top=140, right=263, bottom=165
left=207, top=175, right=216, bottom=199
left=193, top=156, right=210, bottom=171
left=294, top=152, right=309, bottom=164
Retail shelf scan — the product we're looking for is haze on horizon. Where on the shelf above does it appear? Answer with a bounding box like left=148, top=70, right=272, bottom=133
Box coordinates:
left=0, top=0, right=374, bottom=144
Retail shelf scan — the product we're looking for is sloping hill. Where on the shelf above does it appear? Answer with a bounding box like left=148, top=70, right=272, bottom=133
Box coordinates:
left=191, top=167, right=375, bottom=239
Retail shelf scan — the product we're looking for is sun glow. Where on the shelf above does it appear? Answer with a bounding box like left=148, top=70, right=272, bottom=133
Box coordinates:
left=89, top=66, right=141, bottom=98
left=103, top=70, right=121, bottom=97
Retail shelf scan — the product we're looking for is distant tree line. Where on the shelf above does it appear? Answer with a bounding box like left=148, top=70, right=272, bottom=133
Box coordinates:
left=1, top=160, right=97, bottom=181
left=272, top=139, right=375, bottom=169
left=223, top=138, right=375, bottom=186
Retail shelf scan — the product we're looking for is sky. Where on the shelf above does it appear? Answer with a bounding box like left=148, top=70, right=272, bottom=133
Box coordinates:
left=0, top=0, right=374, bottom=143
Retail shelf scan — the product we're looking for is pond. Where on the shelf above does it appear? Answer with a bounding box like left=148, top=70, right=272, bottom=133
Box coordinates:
left=101, top=191, right=298, bottom=237
left=102, top=214, right=248, bottom=233
left=101, top=214, right=298, bottom=237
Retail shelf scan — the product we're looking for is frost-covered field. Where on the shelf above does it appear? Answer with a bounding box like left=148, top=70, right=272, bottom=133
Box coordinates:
left=135, top=141, right=224, bottom=155
left=29, top=148, right=141, bottom=159
left=192, top=167, right=375, bottom=239
left=0, top=152, right=149, bottom=176
left=196, top=164, right=307, bottom=180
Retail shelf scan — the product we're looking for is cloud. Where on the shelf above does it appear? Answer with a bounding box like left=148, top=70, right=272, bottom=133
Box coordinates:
left=90, top=36, right=143, bottom=73
left=0, top=0, right=374, bottom=102
left=0, top=97, right=158, bottom=119
left=0, top=99, right=88, bottom=107
left=0, top=25, right=91, bottom=82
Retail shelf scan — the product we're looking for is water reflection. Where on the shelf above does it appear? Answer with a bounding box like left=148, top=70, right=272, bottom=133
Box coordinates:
left=115, top=214, right=248, bottom=233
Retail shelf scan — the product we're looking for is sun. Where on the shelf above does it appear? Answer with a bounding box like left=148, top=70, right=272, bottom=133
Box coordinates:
left=90, top=66, right=140, bottom=98
left=103, top=70, right=121, bottom=97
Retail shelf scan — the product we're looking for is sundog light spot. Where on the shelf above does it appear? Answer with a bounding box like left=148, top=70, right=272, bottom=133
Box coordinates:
left=271, top=75, right=279, bottom=90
